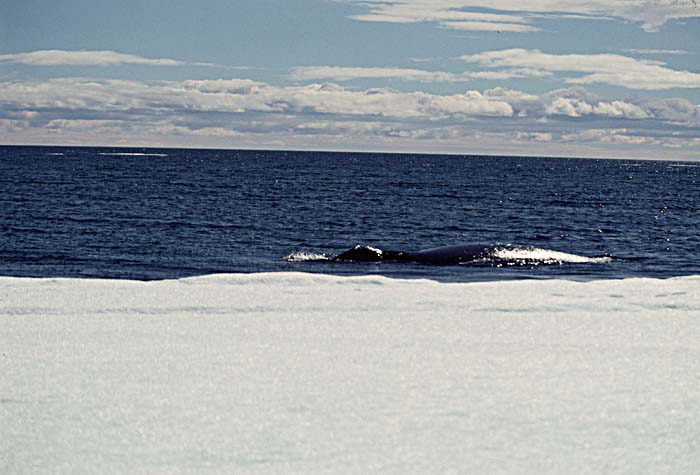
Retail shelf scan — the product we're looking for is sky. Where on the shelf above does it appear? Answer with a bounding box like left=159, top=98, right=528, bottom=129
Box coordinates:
left=1, top=0, right=699, bottom=159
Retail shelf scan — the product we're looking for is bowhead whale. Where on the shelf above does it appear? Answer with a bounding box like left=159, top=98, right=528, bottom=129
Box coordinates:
left=285, top=244, right=610, bottom=265
left=329, top=244, right=611, bottom=265
left=333, top=244, right=512, bottom=265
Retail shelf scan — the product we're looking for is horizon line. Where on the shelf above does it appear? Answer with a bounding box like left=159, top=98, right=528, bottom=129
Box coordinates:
left=3, top=142, right=699, bottom=163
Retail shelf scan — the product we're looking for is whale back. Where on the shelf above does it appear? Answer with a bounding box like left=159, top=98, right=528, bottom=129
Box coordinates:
left=334, top=245, right=385, bottom=262
left=334, top=244, right=497, bottom=264
left=410, top=244, right=493, bottom=264
left=333, top=245, right=412, bottom=262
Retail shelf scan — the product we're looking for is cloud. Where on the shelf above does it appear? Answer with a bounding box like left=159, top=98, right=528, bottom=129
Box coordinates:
left=348, top=2, right=537, bottom=32
left=468, top=68, right=553, bottom=80
left=0, top=77, right=515, bottom=120
left=289, top=52, right=699, bottom=94
left=0, top=50, right=222, bottom=68
left=1, top=77, right=698, bottom=157
left=290, top=66, right=470, bottom=83
left=543, top=97, right=647, bottom=119
left=434, top=21, right=538, bottom=32
left=345, top=0, right=700, bottom=32
left=290, top=65, right=553, bottom=83
left=2, top=78, right=696, bottom=125
left=515, top=131, right=553, bottom=142
left=480, top=86, right=673, bottom=121
left=560, top=128, right=700, bottom=148
left=623, top=49, right=689, bottom=55
left=592, top=101, right=649, bottom=119
left=460, top=49, right=700, bottom=90
left=634, top=96, right=700, bottom=123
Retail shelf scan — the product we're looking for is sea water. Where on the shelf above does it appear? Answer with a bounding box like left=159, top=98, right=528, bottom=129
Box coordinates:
left=1, top=146, right=698, bottom=282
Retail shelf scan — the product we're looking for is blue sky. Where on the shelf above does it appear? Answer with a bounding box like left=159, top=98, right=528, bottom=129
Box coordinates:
left=1, top=0, right=699, bottom=158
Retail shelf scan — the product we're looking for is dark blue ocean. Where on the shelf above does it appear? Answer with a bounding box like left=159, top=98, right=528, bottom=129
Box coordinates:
left=1, top=145, right=698, bottom=282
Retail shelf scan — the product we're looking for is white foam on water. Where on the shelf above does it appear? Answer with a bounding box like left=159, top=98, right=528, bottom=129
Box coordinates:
left=98, top=152, right=168, bottom=157
left=2, top=273, right=699, bottom=474
left=284, top=251, right=330, bottom=261
left=493, top=246, right=612, bottom=263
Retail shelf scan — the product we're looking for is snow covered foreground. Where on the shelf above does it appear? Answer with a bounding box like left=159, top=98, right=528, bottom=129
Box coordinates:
left=1, top=273, right=699, bottom=474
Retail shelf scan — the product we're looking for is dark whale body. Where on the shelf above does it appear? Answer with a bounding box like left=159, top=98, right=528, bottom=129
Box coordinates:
left=334, top=244, right=512, bottom=265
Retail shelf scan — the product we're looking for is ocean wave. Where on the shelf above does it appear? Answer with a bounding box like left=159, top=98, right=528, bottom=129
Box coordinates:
left=98, top=152, right=168, bottom=157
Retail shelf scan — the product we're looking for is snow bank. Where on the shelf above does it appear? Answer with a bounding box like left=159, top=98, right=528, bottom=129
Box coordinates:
left=2, top=273, right=699, bottom=474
